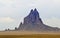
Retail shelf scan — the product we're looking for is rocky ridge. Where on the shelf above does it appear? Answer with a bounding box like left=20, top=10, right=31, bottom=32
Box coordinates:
left=17, top=8, right=60, bottom=32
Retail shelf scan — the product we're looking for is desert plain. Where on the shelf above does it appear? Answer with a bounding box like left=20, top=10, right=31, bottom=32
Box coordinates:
left=0, top=31, right=60, bottom=38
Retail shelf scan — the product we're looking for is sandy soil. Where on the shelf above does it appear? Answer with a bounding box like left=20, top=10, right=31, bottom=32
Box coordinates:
left=0, top=31, right=60, bottom=35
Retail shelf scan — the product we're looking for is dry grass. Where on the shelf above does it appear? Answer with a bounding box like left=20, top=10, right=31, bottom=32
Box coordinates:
left=0, top=34, right=60, bottom=38
left=0, top=31, right=60, bottom=38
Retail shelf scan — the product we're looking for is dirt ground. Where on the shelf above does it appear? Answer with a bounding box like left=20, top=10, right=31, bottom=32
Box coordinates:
left=0, top=31, right=60, bottom=35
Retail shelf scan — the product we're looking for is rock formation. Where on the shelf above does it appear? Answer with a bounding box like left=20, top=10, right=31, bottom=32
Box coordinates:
left=17, top=8, right=60, bottom=31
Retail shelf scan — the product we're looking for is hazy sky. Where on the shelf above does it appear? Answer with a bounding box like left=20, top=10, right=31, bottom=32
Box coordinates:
left=0, top=0, right=60, bottom=30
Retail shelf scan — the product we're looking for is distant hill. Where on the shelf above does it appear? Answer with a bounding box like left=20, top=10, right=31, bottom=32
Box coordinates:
left=17, top=8, right=60, bottom=32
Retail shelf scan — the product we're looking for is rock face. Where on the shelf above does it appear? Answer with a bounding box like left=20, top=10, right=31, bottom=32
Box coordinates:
left=24, top=9, right=43, bottom=25
left=18, top=8, right=60, bottom=31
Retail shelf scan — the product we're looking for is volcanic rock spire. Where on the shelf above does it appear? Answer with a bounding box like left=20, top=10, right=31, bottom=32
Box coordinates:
left=24, top=8, right=43, bottom=24
left=17, top=8, right=60, bottom=31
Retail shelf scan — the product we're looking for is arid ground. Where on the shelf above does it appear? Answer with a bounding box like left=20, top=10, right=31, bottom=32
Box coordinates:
left=0, top=31, right=60, bottom=38
left=0, top=34, right=60, bottom=38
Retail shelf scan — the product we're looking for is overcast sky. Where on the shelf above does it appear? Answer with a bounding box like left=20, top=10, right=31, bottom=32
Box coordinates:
left=0, top=0, right=60, bottom=30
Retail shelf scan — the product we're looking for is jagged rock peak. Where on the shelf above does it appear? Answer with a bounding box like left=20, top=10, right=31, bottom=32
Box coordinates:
left=29, top=8, right=39, bottom=17
left=24, top=8, right=43, bottom=24
left=17, top=8, right=60, bottom=31
left=30, top=9, right=33, bottom=13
